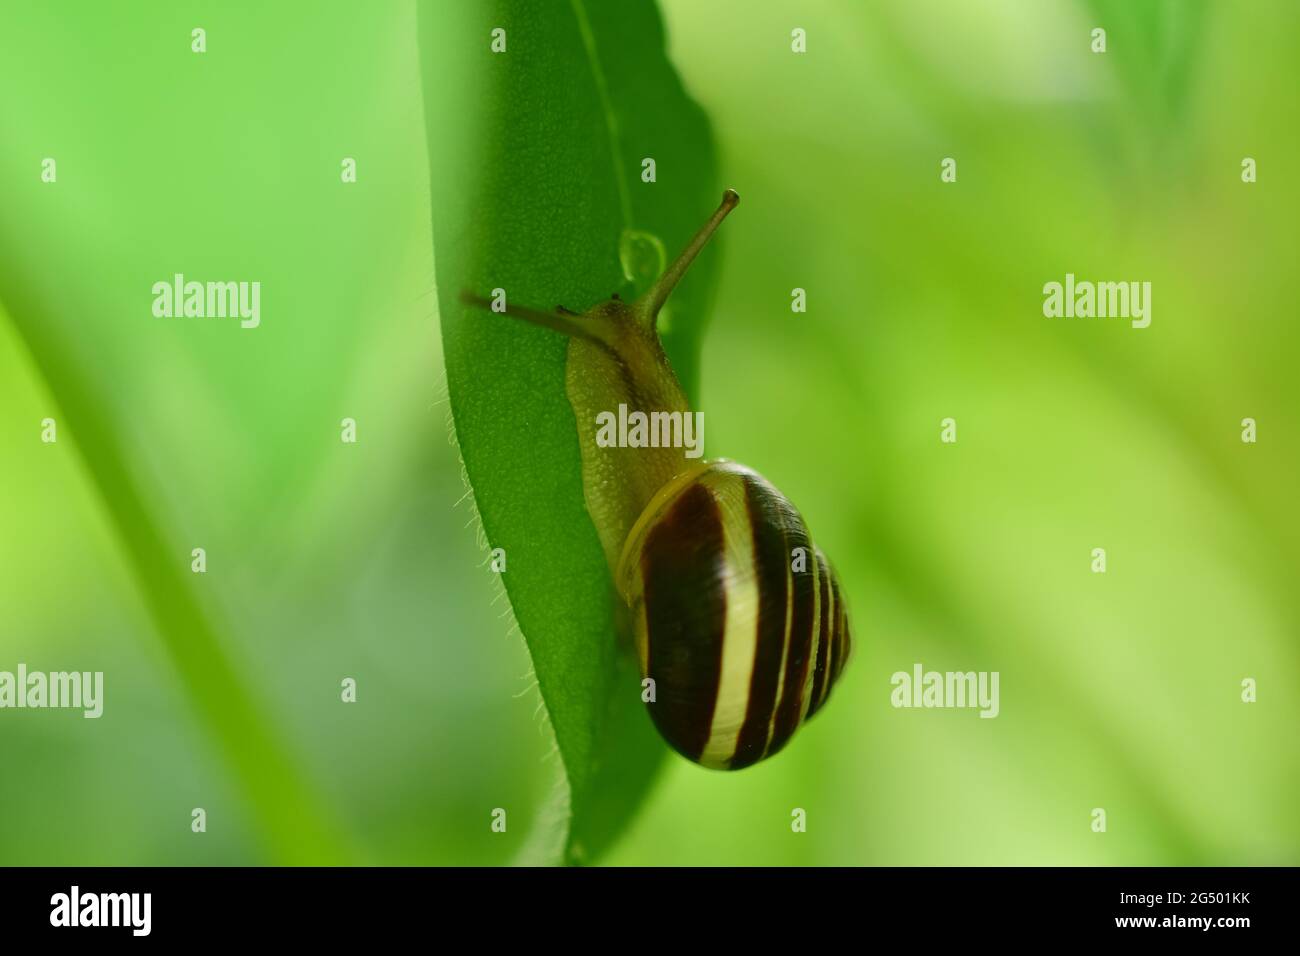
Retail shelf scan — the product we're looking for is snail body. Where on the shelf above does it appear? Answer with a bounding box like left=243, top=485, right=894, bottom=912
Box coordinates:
left=465, top=190, right=850, bottom=770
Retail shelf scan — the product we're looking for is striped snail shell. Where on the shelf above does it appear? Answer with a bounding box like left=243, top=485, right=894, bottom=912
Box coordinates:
left=465, top=188, right=851, bottom=770
left=618, top=460, right=850, bottom=770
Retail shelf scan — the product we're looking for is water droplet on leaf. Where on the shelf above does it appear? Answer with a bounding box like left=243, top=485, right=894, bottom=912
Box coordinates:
left=618, top=228, right=665, bottom=296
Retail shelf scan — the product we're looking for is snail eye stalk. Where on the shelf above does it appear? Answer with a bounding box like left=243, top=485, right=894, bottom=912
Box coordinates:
left=634, top=189, right=739, bottom=328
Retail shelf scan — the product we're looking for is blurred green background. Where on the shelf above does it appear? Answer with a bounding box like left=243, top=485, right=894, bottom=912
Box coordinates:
left=1, top=0, right=1296, bottom=865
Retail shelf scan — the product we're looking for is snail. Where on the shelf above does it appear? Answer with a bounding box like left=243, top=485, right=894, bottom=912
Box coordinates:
left=463, top=190, right=850, bottom=770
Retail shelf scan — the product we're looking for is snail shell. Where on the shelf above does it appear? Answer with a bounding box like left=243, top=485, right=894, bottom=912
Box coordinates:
left=618, top=460, right=850, bottom=770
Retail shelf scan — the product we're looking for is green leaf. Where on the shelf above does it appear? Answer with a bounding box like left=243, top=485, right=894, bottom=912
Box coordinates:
left=419, top=0, right=722, bottom=864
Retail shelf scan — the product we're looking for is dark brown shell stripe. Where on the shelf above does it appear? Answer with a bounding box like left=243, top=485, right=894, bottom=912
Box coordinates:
left=633, top=462, right=848, bottom=770
left=806, top=549, right=834, bottom=718
left=768, top=534, right=819, bottom=755
left=830, top=575, right=850, bottom=687
left=639, top=480, right=728, bottom=763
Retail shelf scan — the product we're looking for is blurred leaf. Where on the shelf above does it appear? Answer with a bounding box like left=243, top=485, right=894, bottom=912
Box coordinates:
left=0, top=269, right=347, bottom=867
left=419, top=0, right=721, bottom=864
left=1083, top=0, right=1207, bottom=124
left=0, top=2, right=408, bottom=865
